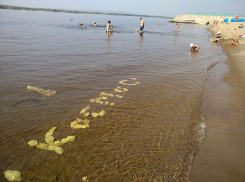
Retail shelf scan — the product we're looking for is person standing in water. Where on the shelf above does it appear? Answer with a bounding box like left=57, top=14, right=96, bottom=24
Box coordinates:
left=106, top=20, right=113, bottom=32
left=140, top=18, right=145, bottom=33
left=175, top=23, right=179, bottom=31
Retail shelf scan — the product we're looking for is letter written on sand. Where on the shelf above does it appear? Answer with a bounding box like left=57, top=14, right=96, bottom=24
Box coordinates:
left=80, top=106, right=90, bottom=114
left=28, top=78, right=140, bottom=155
left=28, top=127, right=76, bottom=155
left=71, top=118, right=90, bottom=129
left=27, top=85, right=57, bottom=97
left=119, top=78, right=140, bottom=86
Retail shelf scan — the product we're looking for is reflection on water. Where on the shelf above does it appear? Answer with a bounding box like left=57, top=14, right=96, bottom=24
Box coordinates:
left=106, top=31, right=112, bottom=49
left=139, top=33, right=143, bottom=49
left=0, top=9, right=227, bottom=181
left=188, top=51, right=199, bottom=60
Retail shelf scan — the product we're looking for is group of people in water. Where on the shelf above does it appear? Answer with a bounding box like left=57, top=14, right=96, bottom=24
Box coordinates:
left=80, top=19, right=201, bottom=52
left=80, top=18, right=145, bottom=33
left=80, top=20, right=113, bottom=32
left=158, top=21, right=165, bottom=25
left=79, top=18, right=180, bottom=34
left=93, top=22, right=113, bottom=31
left=80, top=18, right=241, bottom=51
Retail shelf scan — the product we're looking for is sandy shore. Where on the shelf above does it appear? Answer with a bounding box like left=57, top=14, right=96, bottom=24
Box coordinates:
left=189, top=22, right=245, bottom=181
left=210, top=22, right=245, bottom=77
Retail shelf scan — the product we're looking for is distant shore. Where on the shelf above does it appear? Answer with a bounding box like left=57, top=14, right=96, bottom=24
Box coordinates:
left=0, top=4, right=172, bottom=19
left=189, top=21, right=245, bottom=181
left=170, top=15, right=245, bottom=25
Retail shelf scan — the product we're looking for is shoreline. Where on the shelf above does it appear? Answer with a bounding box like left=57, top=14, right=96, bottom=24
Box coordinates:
left=189, top=23, right=245, bottom=181
left=0, top=5, right=173, bottom=19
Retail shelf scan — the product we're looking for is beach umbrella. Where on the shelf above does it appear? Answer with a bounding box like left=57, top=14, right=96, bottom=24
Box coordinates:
left=235, top=16, right=239, bottom=20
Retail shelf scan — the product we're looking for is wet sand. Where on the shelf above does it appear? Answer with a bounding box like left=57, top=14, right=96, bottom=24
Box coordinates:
left=190, top=23, right=245, bottom=181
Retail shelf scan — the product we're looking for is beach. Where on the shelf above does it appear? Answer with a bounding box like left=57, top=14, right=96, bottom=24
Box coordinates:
left=190, top=22, right=245, bottom=181
left=0, top=9, right=245, bottom=181
left=210, top=22, right=245, bottom=76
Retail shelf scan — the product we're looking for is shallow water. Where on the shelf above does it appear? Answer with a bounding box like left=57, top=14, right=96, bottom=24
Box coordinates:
left=0, top=9, right=227, bottom=181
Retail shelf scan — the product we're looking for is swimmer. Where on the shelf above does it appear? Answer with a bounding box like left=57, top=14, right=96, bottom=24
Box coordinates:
left=158, top=22, right=161, bottom=25
left=94, top=22, right=97, bottom=27
left=79, top=22, right=84, bottom=28
left=190, top=43, right=200, bottom=52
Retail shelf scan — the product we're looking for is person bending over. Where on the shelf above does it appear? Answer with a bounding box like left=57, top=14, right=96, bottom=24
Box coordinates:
left=231, top=37, right=239, bottom=46
left=213, top=39, right=219, bottom=43
left=216, top=32, right=221, bottom=41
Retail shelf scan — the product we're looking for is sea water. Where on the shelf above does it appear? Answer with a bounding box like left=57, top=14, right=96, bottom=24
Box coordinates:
left=0, top=9, right=227, bottom=181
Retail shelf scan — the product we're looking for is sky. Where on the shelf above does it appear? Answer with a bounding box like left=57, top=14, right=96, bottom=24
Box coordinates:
left=0, top=0, right=244, bottom=17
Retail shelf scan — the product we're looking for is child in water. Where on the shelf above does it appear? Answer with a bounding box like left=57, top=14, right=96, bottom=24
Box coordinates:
left=106, top=20, right=113, bottom=32
left=190, top=43, right=200, bottom=52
